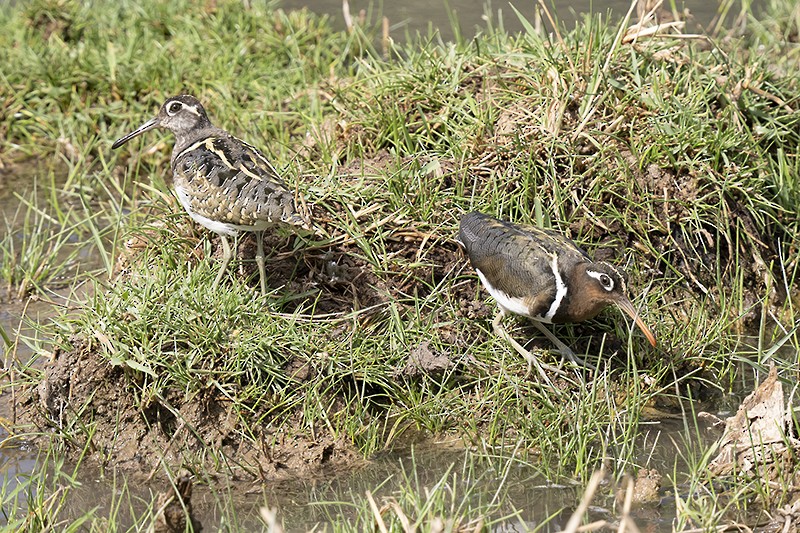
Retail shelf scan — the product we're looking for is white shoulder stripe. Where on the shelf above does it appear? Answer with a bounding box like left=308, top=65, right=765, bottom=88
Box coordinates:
left=544, top=253, right=567, bottom=321
left=175, top=138, right=210, bottom=160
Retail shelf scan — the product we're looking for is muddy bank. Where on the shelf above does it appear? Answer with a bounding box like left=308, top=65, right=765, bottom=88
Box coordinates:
left=7, top=20, right=800, bottom=485
left=12, top=182, right=473, bottom=478
left=11, top=126, right=798, bottom=478
left=23, top=338, right=364, bottom=479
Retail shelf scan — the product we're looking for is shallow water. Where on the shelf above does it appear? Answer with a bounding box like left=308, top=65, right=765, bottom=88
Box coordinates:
left=229, top=419, right=718, bottom=530
left=10, top=418, right=720, bottom=530
left=0, top=159, right=100, bottom=517
left=0, top=251, right=742, bottom=531
left=280, top=0, right=736, bottom=41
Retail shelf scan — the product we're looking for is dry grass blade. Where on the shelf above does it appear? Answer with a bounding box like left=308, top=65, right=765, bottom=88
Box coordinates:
left=617, top=476, right=642, bottom=533
left=259, top=507, right=284, bottom=533
left=623, top=19, right=685, bottom=43
left=563, top=469, right=607, bottom=533
left=387, top=500, right=413, bottom=532
left=562, top=468, right=651, bottom=533
left=367, top=490, right=389, bottom=533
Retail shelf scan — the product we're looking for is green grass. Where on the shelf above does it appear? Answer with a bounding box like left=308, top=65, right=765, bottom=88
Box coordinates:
left=1, top=0, right=799, bottom=530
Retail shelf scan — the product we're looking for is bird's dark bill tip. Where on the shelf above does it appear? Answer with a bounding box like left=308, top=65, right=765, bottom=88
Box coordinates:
left=111, top=117, right=158, bottom=150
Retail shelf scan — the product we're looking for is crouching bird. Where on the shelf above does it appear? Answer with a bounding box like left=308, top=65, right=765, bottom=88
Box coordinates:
left=112, top=95, right=308, bottom=296
left=458, top=212, right=656, bottom=378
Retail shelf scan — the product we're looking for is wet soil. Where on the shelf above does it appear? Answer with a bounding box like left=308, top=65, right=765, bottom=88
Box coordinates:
left=9, top=157, right=472, bottom=479
left=25, top=336, right=362, bottom=479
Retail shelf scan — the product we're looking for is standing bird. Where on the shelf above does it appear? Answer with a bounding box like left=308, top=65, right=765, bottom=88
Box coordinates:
left=112, top=95, right=307, bottom=296
left=458, top=212, right=656, bottom=377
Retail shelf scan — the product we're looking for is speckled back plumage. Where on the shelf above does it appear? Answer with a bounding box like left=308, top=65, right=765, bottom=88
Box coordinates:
left=172, top=133, right=303, bottom=231
left=458, top=211, right=657, bottom=369
left=459, top=213, right=591, bottom=296
left=113, top=94, right=306, bottom=235
left=112, top=94, right=310, bottom=295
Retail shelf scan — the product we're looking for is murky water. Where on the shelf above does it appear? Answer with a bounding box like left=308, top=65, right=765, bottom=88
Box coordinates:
left=0, top=164, right=733, bottom=528
left=17, top=419, right=719, bottom=530
left=0, top=160, right=100, bottom=518
left=227, top=420, right=717, bottom=530
left=0, top=189, right=764, bottom=524
left=280, top=0, right=733, bottom=40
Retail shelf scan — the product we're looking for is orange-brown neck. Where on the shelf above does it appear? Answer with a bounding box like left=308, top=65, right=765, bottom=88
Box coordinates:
left=548, top=264, right=617, bottom=323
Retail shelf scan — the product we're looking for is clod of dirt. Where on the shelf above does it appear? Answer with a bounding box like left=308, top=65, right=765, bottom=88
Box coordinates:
left=396, top=342, right=452, bottom=378
left=151, top=473, right=202, bottom=533
left=769, top=497, right=800, bottom=532
left=16, top=338, right=362, bottom=481
left=708, top=366, right=799, bottom=480
left=616, top=468, right=662, bottom=506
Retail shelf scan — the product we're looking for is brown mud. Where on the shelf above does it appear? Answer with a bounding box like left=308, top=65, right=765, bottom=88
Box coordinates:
left=26, top=337, right=365, bottom=480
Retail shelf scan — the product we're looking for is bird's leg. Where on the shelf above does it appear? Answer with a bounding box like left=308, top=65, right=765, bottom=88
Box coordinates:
left=255, top=230, right=267, bottom=296
left=492, top=309, right=567, bottom=381
left=212, top=234, right=232, bottom=290
left=530, top=321, right=595, bottom=370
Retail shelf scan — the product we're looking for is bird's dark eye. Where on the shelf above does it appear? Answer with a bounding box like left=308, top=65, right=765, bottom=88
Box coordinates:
left=167, top=102, right=182, bottom=115
left=600, top=274, right=613, bottom=290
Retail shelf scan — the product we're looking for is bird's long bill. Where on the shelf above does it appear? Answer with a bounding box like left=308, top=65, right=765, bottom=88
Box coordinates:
left=111, top=117, right=158, bottom=149
left=615, top=298, right=657, bottom=347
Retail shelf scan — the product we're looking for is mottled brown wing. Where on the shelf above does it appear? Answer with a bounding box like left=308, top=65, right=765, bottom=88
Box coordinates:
left=174, top=135, right=303, bottom=227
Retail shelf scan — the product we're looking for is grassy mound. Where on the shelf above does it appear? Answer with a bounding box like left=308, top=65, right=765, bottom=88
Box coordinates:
left=3, top=0, right=798, bottom=494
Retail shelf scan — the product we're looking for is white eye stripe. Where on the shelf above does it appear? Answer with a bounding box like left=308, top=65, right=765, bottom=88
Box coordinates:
left=166, top=102, right=201, bottom=116
left=587, top=270, right=614, bottom=291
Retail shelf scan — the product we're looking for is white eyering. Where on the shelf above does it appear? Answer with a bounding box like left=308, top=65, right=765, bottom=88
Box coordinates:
left=586, top=270, right=614, bottom=291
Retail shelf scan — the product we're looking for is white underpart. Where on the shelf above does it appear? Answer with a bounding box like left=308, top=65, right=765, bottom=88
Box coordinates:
left=543, top=253, right=567, bottom=322
left=586, top=270, right=613, bottom=291
left=173, top=185, right=236, bottom=236
left=476, top=268, right=530, bottom=317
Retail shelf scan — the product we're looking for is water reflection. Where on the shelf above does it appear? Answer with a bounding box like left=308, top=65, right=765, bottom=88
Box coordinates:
left=37, top=420, right=715, bottom=530
left=279, top=0, right=725, bottom=40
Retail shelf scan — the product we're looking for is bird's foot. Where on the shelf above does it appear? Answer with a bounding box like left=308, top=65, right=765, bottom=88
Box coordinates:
left=529, top=321, right=595, bottom=372
left=492, top=311, right=571, bottom=383
left=520, top=349, right=570, bottom=382
left=557, top=347, right=596, bottom=371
